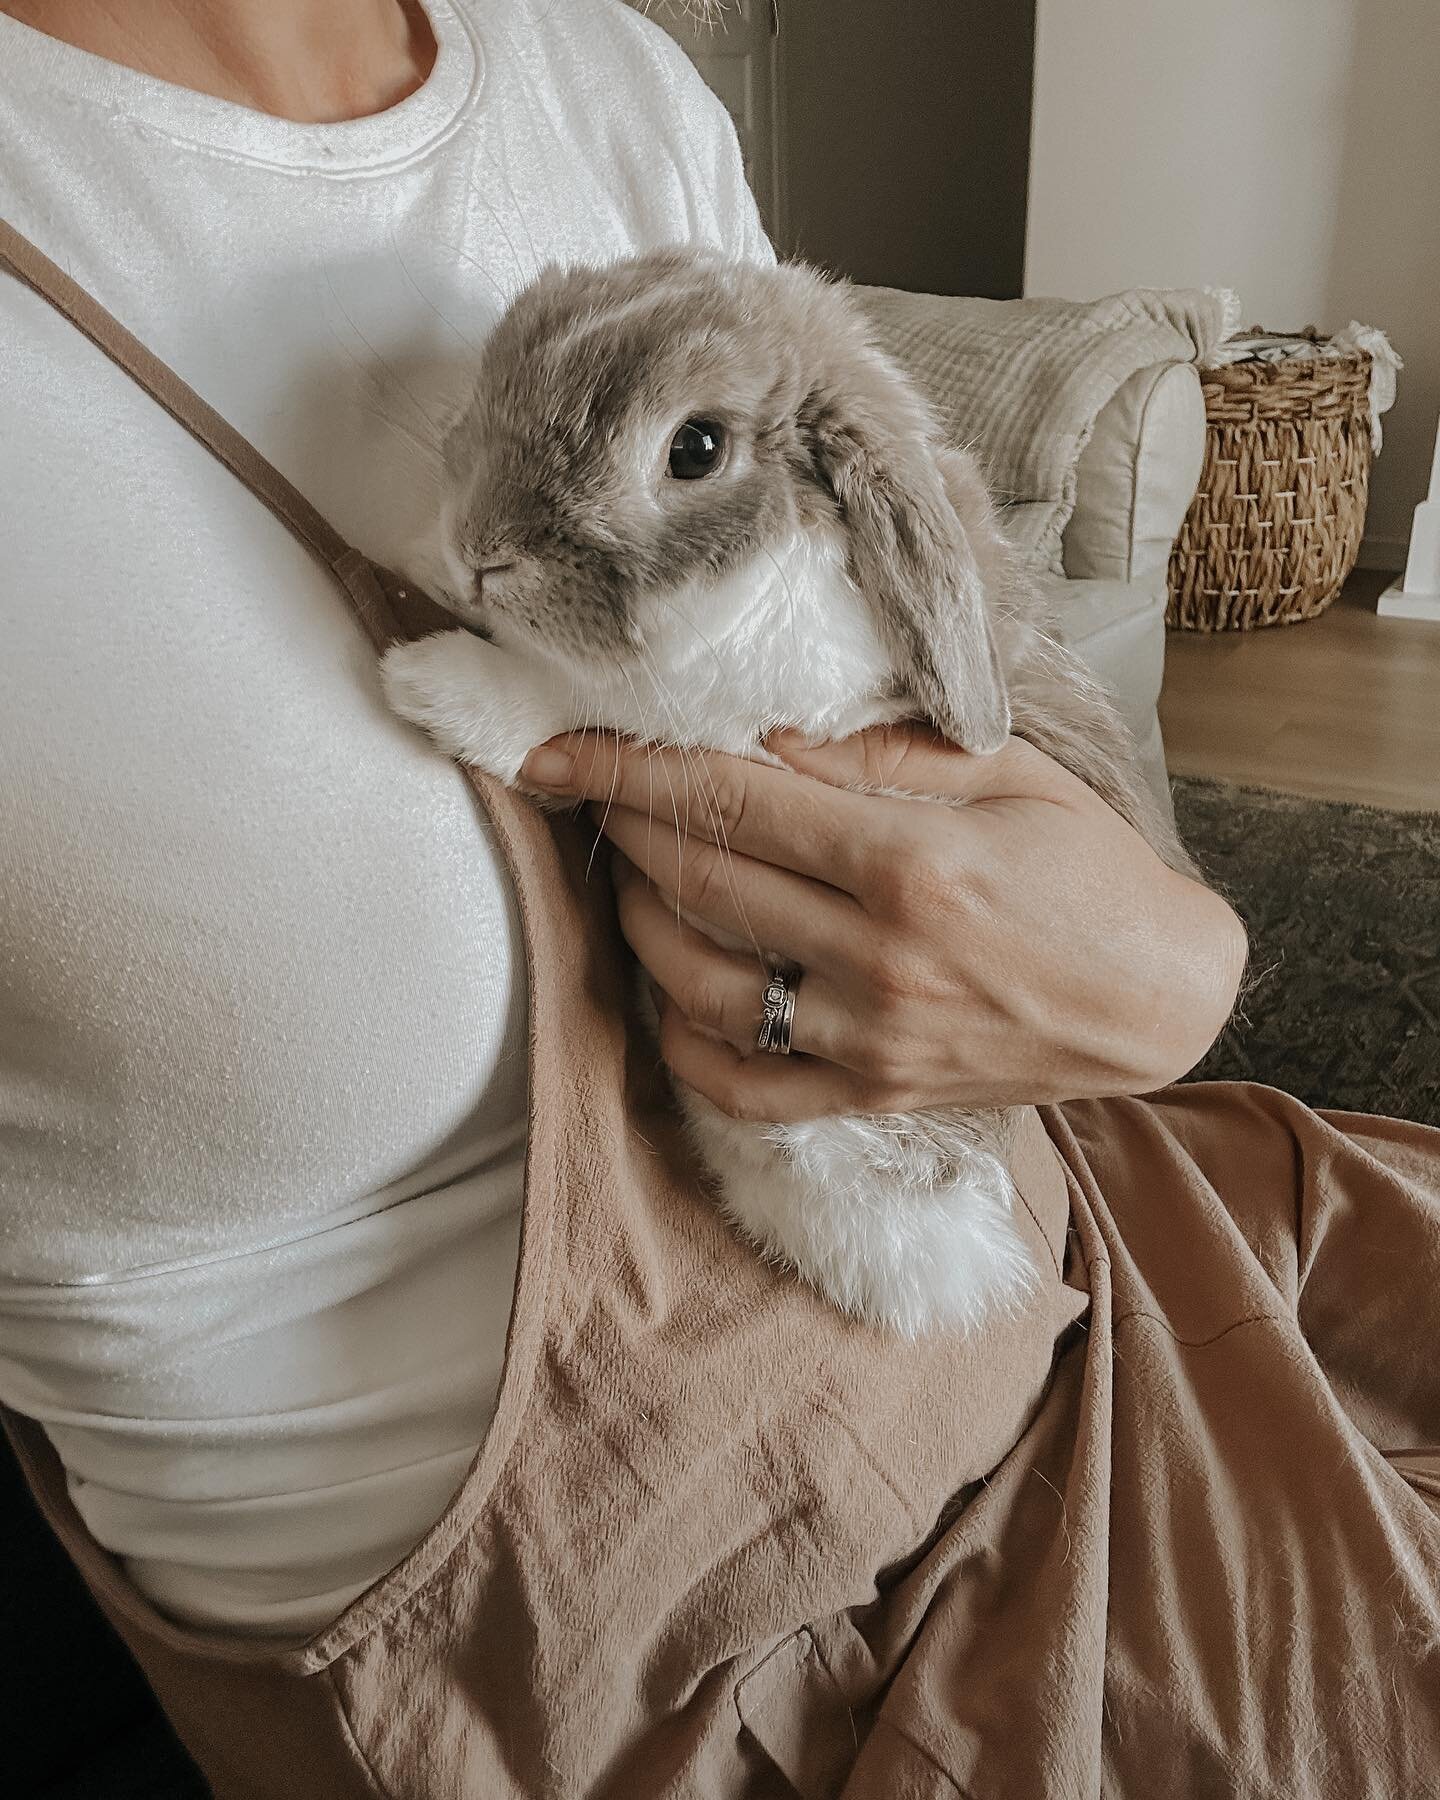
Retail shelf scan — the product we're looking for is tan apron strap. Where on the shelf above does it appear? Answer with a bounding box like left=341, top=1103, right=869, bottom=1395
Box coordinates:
left=0, top=215, right=445, bottom=651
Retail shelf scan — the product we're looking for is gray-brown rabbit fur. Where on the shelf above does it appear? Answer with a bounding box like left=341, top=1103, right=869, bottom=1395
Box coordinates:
left=382, top=246, right=1195, bottom=1337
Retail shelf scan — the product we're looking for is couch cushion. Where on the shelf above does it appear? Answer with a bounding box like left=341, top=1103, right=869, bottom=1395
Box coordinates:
left=1063, top=362, right=1205, bottom=587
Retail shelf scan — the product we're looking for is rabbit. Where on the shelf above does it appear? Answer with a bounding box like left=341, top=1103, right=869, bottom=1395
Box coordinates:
left=381, top=246, right=1193, bottom=1338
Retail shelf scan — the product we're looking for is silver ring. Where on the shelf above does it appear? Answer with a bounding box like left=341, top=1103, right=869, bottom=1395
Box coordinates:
left=756, top=967, right=799, bottom=1056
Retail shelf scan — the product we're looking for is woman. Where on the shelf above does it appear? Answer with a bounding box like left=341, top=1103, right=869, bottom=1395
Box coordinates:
left=1, top=2, right=1435, bottom=1794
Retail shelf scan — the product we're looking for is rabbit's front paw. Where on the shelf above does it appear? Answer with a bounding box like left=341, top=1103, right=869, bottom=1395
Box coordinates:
left=381, top=630, right=507, bottom=771
left=380, top=629, right=568, bottom=782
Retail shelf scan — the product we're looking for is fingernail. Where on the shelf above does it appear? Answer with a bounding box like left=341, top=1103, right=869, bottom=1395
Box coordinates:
left=766, top=728, right=823, bottom=761
left=521, top=746, right=575, bottom=790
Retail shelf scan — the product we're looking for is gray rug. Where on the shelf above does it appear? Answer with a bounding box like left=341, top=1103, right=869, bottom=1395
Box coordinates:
left=1173, top=778, right=1440, bottom=1125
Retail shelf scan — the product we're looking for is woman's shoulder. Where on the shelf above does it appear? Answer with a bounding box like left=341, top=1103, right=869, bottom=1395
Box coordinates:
left=462, top=0, right=717, bottom=122
left=457, top=0, right=773, bottom=264
left=467, top=0, right=711, bottom=93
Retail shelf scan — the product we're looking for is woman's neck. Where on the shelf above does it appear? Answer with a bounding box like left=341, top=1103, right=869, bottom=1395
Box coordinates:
left=0, top=0, right=438, bottom=121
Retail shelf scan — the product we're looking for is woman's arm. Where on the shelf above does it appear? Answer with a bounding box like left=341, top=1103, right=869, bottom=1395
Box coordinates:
left=520, top=723, right=1248, bottom=1124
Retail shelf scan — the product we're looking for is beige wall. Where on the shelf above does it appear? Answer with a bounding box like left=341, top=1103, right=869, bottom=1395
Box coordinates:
left=1025, top=0, right=1440, bottom=563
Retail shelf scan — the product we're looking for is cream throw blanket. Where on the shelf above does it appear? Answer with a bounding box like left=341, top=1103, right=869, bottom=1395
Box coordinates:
left=856, top=285, right=1236, bottom=574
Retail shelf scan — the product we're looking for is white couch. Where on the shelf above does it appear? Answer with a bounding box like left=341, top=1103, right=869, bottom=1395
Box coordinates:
left=861, top=294, right=1208, bottom=823
left=1042, top=362, right=1206, bottom=820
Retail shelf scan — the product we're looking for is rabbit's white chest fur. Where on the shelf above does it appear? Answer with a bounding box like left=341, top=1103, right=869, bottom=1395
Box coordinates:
left=382, top=520, right=1036, bottom=1337
left=383, top=521, right=908, bottom=778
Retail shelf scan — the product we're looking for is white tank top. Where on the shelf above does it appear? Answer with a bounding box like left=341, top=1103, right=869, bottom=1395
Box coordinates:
left=0, top=0, right=770, bottom=1635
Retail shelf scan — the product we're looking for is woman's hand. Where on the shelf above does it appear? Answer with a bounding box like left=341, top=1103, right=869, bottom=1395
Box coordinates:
left=519, top=725, right=1247, bottom=1124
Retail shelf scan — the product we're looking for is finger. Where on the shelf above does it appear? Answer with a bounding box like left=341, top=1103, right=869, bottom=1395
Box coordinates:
left=766, top=722, right=1038, bottom=803
left=655, top=994, right=883, bottom=1125
left=614, top=861, right=859, bottom=1066
left=520, top=732, right=889, bottom=894
left=598, top=799, right=856, bottom=968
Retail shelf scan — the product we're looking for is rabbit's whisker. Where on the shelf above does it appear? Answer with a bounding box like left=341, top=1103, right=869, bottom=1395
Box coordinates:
left=585, top=719, right=626, bottom=883
left=760, top=544, right=805, bottom=732
left=646, top=589, right=730, bottom=689
left=570, top=688, right=622, bottom=883
left=320, top=272, right=440, bottom=448
left=634, top=650, right=702, bottom=929
left=421, top=233, right=513, bottom=318
left=489, top=140, right=544, bottom=279
left=464, top=166, right=539, bottom=290
left=388, top=234, right=482, bottom=354
left=637, top=645, right=765, bottom=970
left=614, top=665, right=663, bottom=889
left=619, top=660, right=686, bottom=925
left=341, top=390, right=441, bottom=463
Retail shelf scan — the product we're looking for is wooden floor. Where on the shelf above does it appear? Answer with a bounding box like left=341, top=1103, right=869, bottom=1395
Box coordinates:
left=1158, top=569, right=1440, bottom=811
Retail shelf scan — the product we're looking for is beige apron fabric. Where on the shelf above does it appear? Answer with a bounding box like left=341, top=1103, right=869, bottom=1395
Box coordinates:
left=4, top=220, right=1439, bottom=1798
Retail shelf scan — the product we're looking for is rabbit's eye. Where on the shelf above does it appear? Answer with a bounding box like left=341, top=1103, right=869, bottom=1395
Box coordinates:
left=667, top=419, right=726, bottom=480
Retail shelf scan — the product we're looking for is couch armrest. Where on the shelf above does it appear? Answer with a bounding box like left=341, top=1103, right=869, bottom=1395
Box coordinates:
left=1062, top=362, right=1206, bottom=589
left=1039, top=572, right=1174, bottom=824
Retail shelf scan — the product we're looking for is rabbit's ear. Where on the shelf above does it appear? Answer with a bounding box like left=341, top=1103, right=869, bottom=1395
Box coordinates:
left=806, top=411, right=1012, bottom=754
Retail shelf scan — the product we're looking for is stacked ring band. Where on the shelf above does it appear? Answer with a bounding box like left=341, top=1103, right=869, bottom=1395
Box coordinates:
left=756, top=967, right=798, bottom=1056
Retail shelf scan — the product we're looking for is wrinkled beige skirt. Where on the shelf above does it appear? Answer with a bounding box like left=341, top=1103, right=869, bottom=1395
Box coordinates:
left=8, top=1083, right=1439, bottom=1799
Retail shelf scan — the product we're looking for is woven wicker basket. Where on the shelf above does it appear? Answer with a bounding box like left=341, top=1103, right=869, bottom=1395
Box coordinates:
left=1166, top=339, right=1373, bottom=631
